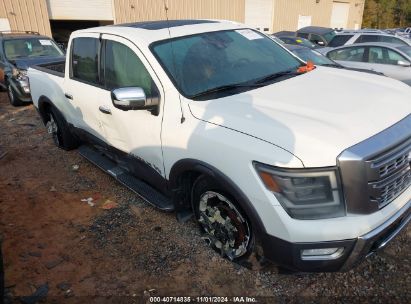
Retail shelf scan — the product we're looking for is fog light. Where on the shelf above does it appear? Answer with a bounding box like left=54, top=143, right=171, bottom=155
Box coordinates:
left=301, top=247, right=344, bottom=260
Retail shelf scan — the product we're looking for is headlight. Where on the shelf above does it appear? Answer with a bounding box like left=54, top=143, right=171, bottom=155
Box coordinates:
left=12, top=68, right=27, bottom=78
left=254, top=162, right=345, bottom=219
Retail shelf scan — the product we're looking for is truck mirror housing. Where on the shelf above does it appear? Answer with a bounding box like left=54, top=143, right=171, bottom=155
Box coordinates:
left=111, top=87, right=159, bottom=111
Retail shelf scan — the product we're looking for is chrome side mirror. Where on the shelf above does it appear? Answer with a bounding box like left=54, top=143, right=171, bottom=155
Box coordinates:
left=111, top=87, right=160, bottom=114
left=397, top=60, right=411, bottom=67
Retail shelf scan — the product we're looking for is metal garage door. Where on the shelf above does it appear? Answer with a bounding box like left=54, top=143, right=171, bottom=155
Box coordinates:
left=245, top=0, right=273, bottom=33
left=47, top=0, right=113, bottom=20
left=330, top=2, right=350, bottom=29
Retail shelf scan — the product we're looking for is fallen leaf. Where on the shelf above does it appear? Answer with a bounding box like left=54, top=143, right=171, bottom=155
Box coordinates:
left=101, top=199, right=118, bottom=210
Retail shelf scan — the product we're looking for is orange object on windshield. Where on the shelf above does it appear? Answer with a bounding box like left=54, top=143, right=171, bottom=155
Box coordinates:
left=297, top=61, right=316, bottom=73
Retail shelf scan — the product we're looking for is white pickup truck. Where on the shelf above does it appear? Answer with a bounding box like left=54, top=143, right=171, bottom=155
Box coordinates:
left=28, top=20, right=411, bottom=272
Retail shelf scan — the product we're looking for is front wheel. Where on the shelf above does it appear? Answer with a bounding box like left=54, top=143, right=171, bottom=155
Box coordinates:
left=193, top=176, right=253, bottom=261
left=7, top=83, right=24, bottom=106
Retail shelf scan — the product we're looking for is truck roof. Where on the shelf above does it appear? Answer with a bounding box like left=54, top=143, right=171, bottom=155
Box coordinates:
left=73, top=19, right=245, bottom=45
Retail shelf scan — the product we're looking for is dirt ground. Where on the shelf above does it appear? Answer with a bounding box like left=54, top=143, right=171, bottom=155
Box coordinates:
left=0, top=91, right=410, bottom=303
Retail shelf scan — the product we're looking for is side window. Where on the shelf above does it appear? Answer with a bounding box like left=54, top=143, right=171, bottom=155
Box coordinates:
left=386, top=49, right=407, bottom=65
left=368, top=47, right=384, bottom=63
left=355, top=35, right=379, bottom=43
left=298, top=33, right=309, bottom=39
left=328, top=35, right=353, bottom=47
left=71, top=37, right=99, bottom=84
left=328, top=47, right=365, bottom=62
left=104, top=40, right=157, bottom=97
left=380, top=36, right=408, bottom=46
left=310, top=34, right=325, bottom=45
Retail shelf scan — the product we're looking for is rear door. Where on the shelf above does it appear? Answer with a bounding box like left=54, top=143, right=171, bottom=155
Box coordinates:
left=63, top=34, right=107, bottom=142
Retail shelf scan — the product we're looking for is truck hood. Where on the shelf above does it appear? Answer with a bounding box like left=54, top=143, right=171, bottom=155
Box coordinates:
left=10, top=56, right=65, bottom=70
left=188, top=67, right=411, bottom=167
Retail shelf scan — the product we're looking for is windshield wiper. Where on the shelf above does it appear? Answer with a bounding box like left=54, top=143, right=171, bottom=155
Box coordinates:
left=322, top=63, right=344, bottom=68
left=254, top=69, right=300, bottom=84
left=190, top=83, right=262, bottom=99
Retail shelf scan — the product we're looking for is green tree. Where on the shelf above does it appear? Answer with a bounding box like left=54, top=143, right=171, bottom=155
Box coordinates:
left=363, top=0, right=411, bottom=28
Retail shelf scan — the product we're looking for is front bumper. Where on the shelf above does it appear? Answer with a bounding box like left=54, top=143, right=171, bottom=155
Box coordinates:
left=261, top=199, right=411, bottom=272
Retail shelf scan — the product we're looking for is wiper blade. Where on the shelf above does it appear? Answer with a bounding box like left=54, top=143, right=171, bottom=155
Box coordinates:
left=322, top=63, right=344, bottom=68
left=254, top=69, right=300, bottom=84
left=190, top=83, right=262, bottom=99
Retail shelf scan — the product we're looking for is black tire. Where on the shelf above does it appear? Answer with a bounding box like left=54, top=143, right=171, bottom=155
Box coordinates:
left=192, top=175, right=254, bottom=261
left=45, top=106, right=79, bottom=150
left=7, top=83, right=24, bottom=106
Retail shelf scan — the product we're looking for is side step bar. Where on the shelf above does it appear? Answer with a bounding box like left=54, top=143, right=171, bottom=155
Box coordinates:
left=78, top=145, right=174, bottom=212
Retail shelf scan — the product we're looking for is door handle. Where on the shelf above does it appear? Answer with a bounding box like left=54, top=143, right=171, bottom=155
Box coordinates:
left=99, top=105, right=112, bottom=115
left=64, top=93, right=73, bottom=100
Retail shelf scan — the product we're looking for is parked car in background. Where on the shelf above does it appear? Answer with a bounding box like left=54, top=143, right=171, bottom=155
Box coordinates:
left=296, top=26, right=337, bottom=46
left=272, top=30, right=296, bottom=37
left=276, top=36, right=317, bottom=49
left=324, top=43, right=411, bottom=85
left=328, top=32, right=411, bottom=48
left=28, top=20, right=411, bottom=272
left=0, top=31, right=65, bottom=106
left=285, top=44, right=384, bottom=76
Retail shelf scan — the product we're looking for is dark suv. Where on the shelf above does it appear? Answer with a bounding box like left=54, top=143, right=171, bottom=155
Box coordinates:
left=296, top=26, right=337, bottom=47
left=0, top=31, right=65, bottom=106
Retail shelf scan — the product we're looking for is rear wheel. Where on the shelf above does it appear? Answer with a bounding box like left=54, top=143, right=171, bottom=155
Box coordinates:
left=193, top=176, right=253, bottom=261
left=45, top=107, right=79, bottom=150
left=7, top=83, right=24, bottom=106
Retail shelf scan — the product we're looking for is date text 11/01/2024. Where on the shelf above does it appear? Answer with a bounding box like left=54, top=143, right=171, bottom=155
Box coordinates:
left=149, top=296, right=258, bottom=303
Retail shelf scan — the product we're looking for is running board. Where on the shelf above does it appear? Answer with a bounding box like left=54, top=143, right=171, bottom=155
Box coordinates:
left=78, top=145, right=174, bottom=212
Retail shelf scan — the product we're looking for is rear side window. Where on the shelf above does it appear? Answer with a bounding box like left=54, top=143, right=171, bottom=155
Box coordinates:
left=328, top=46, right=365, bottom=62
left=71, top=37, right=99, bottom=84
left=328, top=35, right=353, bottom=47
left=354, top=35, right=380, bottom=43
left=103, top=40, right=156, bottom=97
left=297, top=33, right=309, bottom=39
left=380, top=36, right=408, bottom=46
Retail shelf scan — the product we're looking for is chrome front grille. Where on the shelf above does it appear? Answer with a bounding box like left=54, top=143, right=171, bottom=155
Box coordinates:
left=367, top=139, right=411, bottom=209
left=337, top=114, right=411, bottom=214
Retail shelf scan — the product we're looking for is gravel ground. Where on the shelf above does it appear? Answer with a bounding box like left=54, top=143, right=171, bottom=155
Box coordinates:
left=0, top=92, right=410, bottom=303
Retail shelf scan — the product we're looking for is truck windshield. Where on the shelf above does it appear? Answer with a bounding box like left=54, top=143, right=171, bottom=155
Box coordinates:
left=4, top=38, right=63, bottom=60
left=151, top=29, right=302, bottom=99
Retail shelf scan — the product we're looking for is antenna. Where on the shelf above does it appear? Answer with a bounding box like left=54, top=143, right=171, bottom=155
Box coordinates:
left=163, top=0, right=185, bottom=124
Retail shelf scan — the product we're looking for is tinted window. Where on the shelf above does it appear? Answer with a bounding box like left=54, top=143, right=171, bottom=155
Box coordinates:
left=71, top=37, right=99, bottom=84
left=368, top=47, right=384, bottom=63
left=380, top=36, right=408, bottom=46
left=152, top=29, right=301, bottom=99
left=328, top=47, right=365, bottom=62
left=310, top=34, right=324, bottom=45
left=386, top=49, right=407, bottom=64
left=328, top=35, right=353, bottom=47
left=355, top=35, right=380, bottom=43
left=104, top=40, right=155, bottom=96
left=298, top=33, right=309, bottom=39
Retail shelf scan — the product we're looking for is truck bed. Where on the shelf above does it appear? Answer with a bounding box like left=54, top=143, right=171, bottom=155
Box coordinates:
left=32, top=60, right=65, bottom=78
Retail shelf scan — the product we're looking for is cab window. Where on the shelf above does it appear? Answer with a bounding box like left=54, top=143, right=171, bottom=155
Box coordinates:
left=103, top=40, right=157, bottom=97
left=71, top=37, right=99, bottom=84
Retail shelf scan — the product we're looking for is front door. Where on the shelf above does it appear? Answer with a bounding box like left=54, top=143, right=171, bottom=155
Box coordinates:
left=97, top=34, right=166, bottom=186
